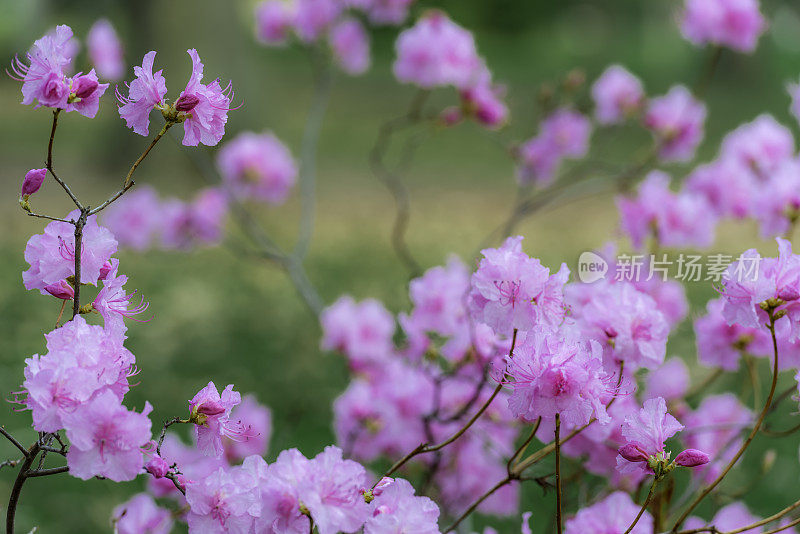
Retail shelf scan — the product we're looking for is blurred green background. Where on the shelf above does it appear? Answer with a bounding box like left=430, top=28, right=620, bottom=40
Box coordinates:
left=2, top=0, right=800, bottom=531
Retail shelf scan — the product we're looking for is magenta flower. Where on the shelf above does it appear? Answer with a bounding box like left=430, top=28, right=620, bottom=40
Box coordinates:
left=721, top=238, right=800, bottom=332
left=92, top=259, right=150, bottom=337
left=101, top=185, right=163, bottom=251
left=87, top=19, right=125, bottom=81
left=365, top=477, right=440, bottom=534
left=460, top=76, right=509, bottom=129
left=178, top=49, right=233, bottom=147
left=43, top=279, right=74, bottom=300
left=681, top=0, right=766, bottom=53
left=617, top=397, right=684, bottom=473
left=591, top=65, right=645, bottom=125
left=320, top=296, right=395, bottom=372
left=565, top=491, right=653, bottom=534
left=517, top=108, right=591, bottom=185
left=710, top=502, right=764, bottom=533
left=111, top=494, right=173, bottom=534
left=505, top=326, right=612, bottom=427
left=695, top=298, right=767, bottom=370
left=752, top=160, right=800, bottom=238
left=190, top=381, right=255, bottom=458
left=330, top=18, right=371, bottom=75
left=22, top=210, right=117, bottom=295
left=674, top=449, right=710, bottom=467
left=224, top=394, right=272, bottom=461
left=393, top=11, right=481, bottom=89
left=117, top=51, right=167, bottom=136
left=21, top=168, right=46, bottom=197
left=516, top=135, right=561, bottom=185
left=255, top=0, right=296, bottom=45
left=720, top=114, right=794, bottom=178
left=146, top=434, right=226, bottom=498
left=65, top=69, right=108, bottom=119
left=160, top=188, right=228, bottom=250
left=645, top=357, right=689, bottom=402
left=217, top=131, right=297, bottom=204
left=644, top=85, right=706, bottom=162
left=11, top=25, right=74, bottom=109
left=469, top=236, right=570, bottom=335
left=576, top=281, right=669, bottom=371
left=298, top=446, right=371, bottom=534
left=64, top=390, right=152, bottom=481
left=185, top=465, right=261, bottom=533
left=685, top=158, right=755, bottom=219
left=259, top=448, right=313, bottom=533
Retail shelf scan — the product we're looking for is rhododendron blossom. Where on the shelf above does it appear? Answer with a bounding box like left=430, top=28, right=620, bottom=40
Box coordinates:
left=591, top=65, right=645, bottom=125
left=217, top=131, right=297, bottom=204
left=189, top=382, right=254, bottom=458
left=681, top=0, right=766, bottom=53
left=644, top=85, right=706, bottom=162
left=564, top=491, right=653, bottom=534
left=87, top=19, right=125, bottom=81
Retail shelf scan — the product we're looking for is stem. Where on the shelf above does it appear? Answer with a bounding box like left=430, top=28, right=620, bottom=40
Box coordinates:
left=157, top=417, right=188, bottom=456
left=444, top=476, right=514, bottom=533
left=26, top=212, right=75, bottom=224
left=45, top=109, right=82, bottom=209
left=25, top=466, right=68, bottom=478
left=670, top=310, right=782, bottom=531
left=54, top=300, right=66, bottom=329
left=71, top=209, right=88, bottom=319
left=507, top=417, right=541, bottom=474
left=293, top=47, right=333, bottom=261
left=0, top=429, right=28, bottom=458
left=123, top=123, right=171, bottom=188
left=378, top=329, right=517, bottom=483
left=6, top=442, right=38, bottom=534
left=555, top=413, right=563, bottom=534
left=625, top=478, right=658, bottom=534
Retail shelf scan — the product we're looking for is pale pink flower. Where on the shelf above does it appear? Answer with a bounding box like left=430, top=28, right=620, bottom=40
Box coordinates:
left=87, top=19, right=125, bottom=81
left=189, top=381, right=254, bottom=458
left=111, top=494, right=173, bottom=534
left=217, top=131, right=297, bottom=204
left=644, top=85, right=706, bottom=162
left=255, top=0, right=296, bottom=45
left=117, top=51, right=167, bottom=136
left=365, top=477, right=439, bottom=534
left=592, top=65, right=645, bottom=124
left=565, top=491, right=653, bottom=534
left=330, top=18, right=371, bottom=75
left=681, top=0, right=766, bottom=53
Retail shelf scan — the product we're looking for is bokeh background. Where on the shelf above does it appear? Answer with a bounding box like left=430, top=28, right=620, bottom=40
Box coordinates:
left=2, top=0, right=800, bottom=531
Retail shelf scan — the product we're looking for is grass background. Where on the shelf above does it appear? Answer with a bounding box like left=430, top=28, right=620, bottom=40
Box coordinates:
left=1, top=0, right=800, bottom=531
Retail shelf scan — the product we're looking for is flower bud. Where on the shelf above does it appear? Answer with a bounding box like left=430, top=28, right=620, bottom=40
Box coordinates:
left=145, top=456, right=170, bottom=478
left=618, top=443, right=649, bottom=463
left=44, top=280, right=74, bottom=300
left=196, top=399, right=226, bottom=416
left=778, top=286, right=800, bottom=302
left=21, top=168, right=47, bottom=197
left=674, top=448, right=710, bottom=468
left=175, top=94, right=200, bottom=112
left=439, top=107, right=463, bottom=127
left=72, top=75, right=99, bottom=99
left=372, top=477, right=393, bottom=497
left=98, top=260, right=114, bottom=280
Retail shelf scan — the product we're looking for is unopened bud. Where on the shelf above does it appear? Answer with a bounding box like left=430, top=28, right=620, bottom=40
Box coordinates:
left=72, top=75, right=99, bottom=99
left=145, top=456, right=170, bottom=478
left=99, top=260, right=114, bottom=281
left=618, top=444, right=648, bottom=463
left=175, top=93, right=200, bottom=112
left=44, top=280, right=74, bottom=300
left=674, top=449, right=710, bottom=468
left=195, top=400, right=225, bottom=417
left=778, top=287, right=800, bottom=302
left=21, top=168, right=46, bottom=197
left=439, top=106, right=463, bottom=127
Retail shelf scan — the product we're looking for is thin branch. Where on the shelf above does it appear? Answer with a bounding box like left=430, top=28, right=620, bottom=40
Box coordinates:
left=293, top=47, right=333, bottom=261
left=624, top=477, right=658, bottom=534
left=507, top=418, right=542, bottom=474
left=0, top=428, right=29, bottom=458
left=123, top=123, right=171, bottom=188
left=25, top=466, right=68, bottom=478
left=6, top=442, right=38, bottom=534
left=45, top=109, right=82, bottom=209
left=555, top=413, right=563, bottom=534
left=444, top=475, right=514, bottom=533
left=670, top=309, right=783, bottom=531
left=157, top=417, right=188, bottom=456
left=89, top=181, right=135, bottom=216
left=26, top=212, right=75, bottom=224
left=71, top=209, right=89, bottom=319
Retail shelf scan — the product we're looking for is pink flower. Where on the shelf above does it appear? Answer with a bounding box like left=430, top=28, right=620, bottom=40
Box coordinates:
left=330, top=18, right=371, bottom=75
left=575, top=281, right=669, bottom=371
left=160, top=188, right=228, bottom=250
left=224, top=394, right=272, bottom=461
left=350, top=0, right=415, bottom=25
left=505, top=326, right=612, bottom=427
left=92, top=259, right=149, bottom=337
left=255, top=0, right=296, bottom=45
left=617, top=170, right=716, bottom=250
left=752, top=160, right=800, bottom=238
left=644, top=85, right=706, bottom=162
left=65, top=69, right=109, bottom=119
left=21, top=168, right=46, bottom=197
left=710, top=502, right=763, bottom=533
left=516, top=109, right=591, bottom=185
left=393, top=11, right=482, bottom=89
left=101, top=185, right=162, bottom=250
left=683, top=394, right=752, bottom=483
left=720, top=114, right=794, bottom=178
left=64, top=390, right=152, bottom=481
left=23, top=210, right=117, bottom=295
left=117, top=51, right=167, bottom=136
left=469, top=236, right=570, bottom=335
left=20, top=316, right=134, bottom=433
left=178, top=49, right=233, bottom=147
left=259, top=448, right=313, bottom=533
left=459, top=66, right=509, bottom=129
left=645, top=357, right=689, bottom=402
left=294, top=0, right=344, bottom=42
left=684, top=158, right=755, bottom=219
left=695, top=298, right=767, bottom=370
left=87, top=19, right=125, bottom=81
left=681, top=0, right=766, bottom=53
left=298, top=446, right=371, bottom=534
left=320, top=296, right=395, bottom=372
left=564, top=491, right=653, bottom=534
left=721, top=238, right=800, bottom=331
left=12, top=25, right=74, bottom=109
left=365, top=478, right=440, bottom=534
left=516, top=135, right=561, bottom=185
left=592, top=65, right=645, bottom=124
left=217, top=131, right=297, bottom=204
left=146, top=434, right=225, bottom=498
left=617, top=397, right=683, bottom=472
left=190, top=381, right=255, bottom=458
left=111, top=494, right=173, bottom=534
left=185, top=465, right=261, bottom=533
